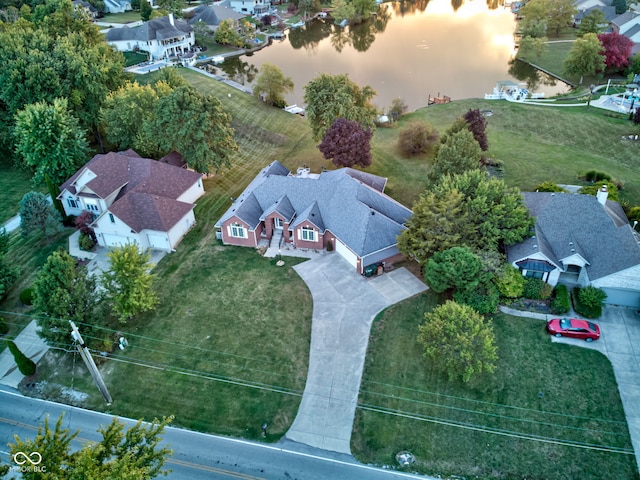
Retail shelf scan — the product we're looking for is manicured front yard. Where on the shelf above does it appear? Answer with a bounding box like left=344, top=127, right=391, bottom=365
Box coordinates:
left=352, top=293, right=638, bottom=479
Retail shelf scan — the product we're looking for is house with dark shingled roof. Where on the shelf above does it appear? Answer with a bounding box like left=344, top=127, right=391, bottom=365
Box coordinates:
left=507, top=187, right=640, bottom=308
left=215, top=161, right=412, bottom=274
left=106, top=13, right=195, bottom=61
left=58, top=150, right=204, bottom=252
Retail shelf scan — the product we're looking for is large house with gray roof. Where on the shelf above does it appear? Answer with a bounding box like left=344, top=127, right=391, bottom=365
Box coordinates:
left=106, top=13, right=195, bottom=61
left=188, top=4, right=246, bottom=31
left=59, top=150, right=204, bottom=253
left=507, top=187, right=640, bottom=307
left=215, top=162, right=412, bottom=273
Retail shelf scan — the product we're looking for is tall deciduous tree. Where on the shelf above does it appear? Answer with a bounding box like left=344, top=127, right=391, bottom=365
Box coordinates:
left=398, top=190, right=472, bottom=264
left=418, top=300, right=498, bottom=383
left=578, top=9, right=606, bottom=36
left=32, top=250, right=100, bottom=348
left=428, top=129, right=481, bottom=183
left=102, top=244, right=158, bottom=323
left=423, top=246, right=485, bottom=293
left=14, top=98, right=89, bottom=186
left=564, top=33, right=605, bottom=81
left=9, top=414, right=173, bottom=479
left=253, top=63, right=294, bottom=107
left=519, top=0, right=576, bottom=37
left=318, top=118, right=373, bottom=168
left=19, top=192, right=61, bottom=240
left=598, top=32, right=634, bottom=71
left=140, top=0, right=152, bottom=21
left=304, top=73, right=377, bottom=141
left=146, top=86, right=238, bottom=174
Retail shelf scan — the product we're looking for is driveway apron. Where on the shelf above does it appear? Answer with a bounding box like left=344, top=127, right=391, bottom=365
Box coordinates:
left=285, top=254, right=427, bottom=454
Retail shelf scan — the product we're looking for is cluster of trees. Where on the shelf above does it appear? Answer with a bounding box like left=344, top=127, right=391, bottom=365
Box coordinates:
left=0, top=414, right=172, bottom=479
left=332, top=0, right=378, bottom=25
left=397, top=113, right=534, bottom=383
left=564, top=32, right=634, bottom=80
left=214, top=18, right=256, bottom=48
left=102, top=75, right=238, bottom=174
left=32, top=245, right=158, bottom=350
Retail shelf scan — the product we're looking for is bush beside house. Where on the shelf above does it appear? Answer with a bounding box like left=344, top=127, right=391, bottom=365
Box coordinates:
left=572, top=286, right=607, bottom=318
left=550, top=284, right=570, bottom=314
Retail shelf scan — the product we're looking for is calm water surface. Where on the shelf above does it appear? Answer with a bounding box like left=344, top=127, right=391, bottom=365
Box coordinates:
left=219, top=0, right=569, bottom=111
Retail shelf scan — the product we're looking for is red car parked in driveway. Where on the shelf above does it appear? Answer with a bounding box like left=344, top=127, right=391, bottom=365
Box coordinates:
left=546, top=318, right=601, bottom=342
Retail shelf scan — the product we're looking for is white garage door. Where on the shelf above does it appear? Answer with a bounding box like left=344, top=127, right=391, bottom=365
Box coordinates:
left=148, top=234, right=168, bottom=250
left=601, top=287, right=640, bottom=308
left=102, top=233, right=136, bottom=248
left=335, top=239, right=358, bottom=269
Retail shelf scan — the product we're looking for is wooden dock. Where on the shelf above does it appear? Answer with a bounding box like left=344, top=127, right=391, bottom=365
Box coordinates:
left=427, top=94, right=452, bottom=105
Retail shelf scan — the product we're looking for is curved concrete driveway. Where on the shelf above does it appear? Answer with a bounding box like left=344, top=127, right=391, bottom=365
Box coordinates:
left=285, top=254, right=427, bottom=454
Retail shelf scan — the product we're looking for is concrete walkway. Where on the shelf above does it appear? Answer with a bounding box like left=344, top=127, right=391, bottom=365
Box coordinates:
left=0, top=321, right=49, bottom=388
left=285, top=254, right=427, bottom=454
left=501, top=304, right=640, bottom=472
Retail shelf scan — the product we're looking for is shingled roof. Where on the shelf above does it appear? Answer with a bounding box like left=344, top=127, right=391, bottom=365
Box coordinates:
left=60, top=150, right=202, bottom=233
left=106, top=14, right=192, bottom=43
left=188, top=4, right=245, bottom=26
left=216, top=161, right=411, bottom=257
left=507, top=192, right=640, bottom=281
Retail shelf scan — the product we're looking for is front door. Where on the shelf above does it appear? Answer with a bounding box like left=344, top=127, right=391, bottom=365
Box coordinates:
left=274, top=218, right=283, bottom=230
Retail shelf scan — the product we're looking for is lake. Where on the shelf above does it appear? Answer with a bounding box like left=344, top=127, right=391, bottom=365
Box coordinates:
left=216, top=0, right=570, bottom=111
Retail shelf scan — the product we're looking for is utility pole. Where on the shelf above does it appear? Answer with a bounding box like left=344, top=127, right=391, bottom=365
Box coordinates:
left=69, top=321, right=112, bottom=404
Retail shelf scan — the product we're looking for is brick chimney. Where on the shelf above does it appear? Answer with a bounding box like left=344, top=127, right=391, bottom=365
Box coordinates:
left=596, top=184, right=608, bottom=206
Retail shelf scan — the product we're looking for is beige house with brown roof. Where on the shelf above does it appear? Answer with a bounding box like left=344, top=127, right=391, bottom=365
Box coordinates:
left=58, top=150, right=204, bottom=252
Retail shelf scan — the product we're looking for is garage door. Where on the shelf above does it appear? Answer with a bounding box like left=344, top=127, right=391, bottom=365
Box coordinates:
left=335, top=239, right=358, bottom=269
left=601, top=287, right=640, bottom=308
left=102, top=233, right=136, bottom=248
left=147, top=234, right=169, bottom=250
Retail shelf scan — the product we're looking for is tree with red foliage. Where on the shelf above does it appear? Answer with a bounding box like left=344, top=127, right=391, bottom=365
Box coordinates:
left=598, top=32, right=634, bottom=71
left=462, top=109, right=489, bottom=151
left=318, top=118, right=373, bottom=168
left=75, top=210, right=96, bottom=241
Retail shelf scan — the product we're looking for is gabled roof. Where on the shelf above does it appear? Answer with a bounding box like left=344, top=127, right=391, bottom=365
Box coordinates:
left=260, top=194, right=295, bottom=222
left=188, top=4, right=246, bottom=26
left=106, top=15, right=192, bottom=43
left=574, top=5, right=617, bottom=22
left=216, top=161, right=412, bottom=257
left=624, top=23, right=640, bottom=38
left=507, top=192, right=640, bottom=281
left=60, top=150, right=202, bottom=233
left=612, top=10, right=638, bottom=28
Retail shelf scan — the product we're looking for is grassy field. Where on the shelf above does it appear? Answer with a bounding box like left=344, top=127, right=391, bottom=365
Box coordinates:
left=0, top=158, right=39, bottom=225
left=352, top=294, right=638, bottom=479
left=100, top=11, right=143, bottom=23
left=398, top=99, right=640, bottom=206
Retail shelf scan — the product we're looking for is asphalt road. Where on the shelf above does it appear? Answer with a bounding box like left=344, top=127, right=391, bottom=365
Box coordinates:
left=0, top=387, right=431, bottom=480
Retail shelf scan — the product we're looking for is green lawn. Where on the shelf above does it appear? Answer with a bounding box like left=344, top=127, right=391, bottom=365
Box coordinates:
left=352, top=294, right=638, bottom=479
left=395, top=99, right=640, bottom=206
left=100, top=11, right=143, bottom=23
left=123, top=51, right=148, bottom=67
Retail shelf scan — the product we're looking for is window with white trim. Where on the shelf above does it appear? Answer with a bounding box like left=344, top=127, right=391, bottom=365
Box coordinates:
left=86, top=203, right=99, bottom=213
left=109, top=213, right=115, bottom=224
left=67, top=198, right=78, bottom=209
left=229, top=223, right=247, bottom=238
left=300, top=226, right=316, bottom=242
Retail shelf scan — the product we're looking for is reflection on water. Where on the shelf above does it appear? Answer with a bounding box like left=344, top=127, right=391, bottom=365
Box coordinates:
left=218, top=0, right=569, bottom=110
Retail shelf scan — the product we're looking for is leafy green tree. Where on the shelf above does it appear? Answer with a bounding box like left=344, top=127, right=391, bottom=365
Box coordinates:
left=9, top=414, right=173, bottom=479
left=333, top=0, right=355, bottom=23
left=564, top=33, right=605, bottom=82
left=145, top=86, right=238, bottom=174
left=0, top=229, right=17, bottom=301
left=423, top=246, right=485, bottom=293
left=192, top=19, right=210, bottom=40
left=397, top=121, right=439, bottom=156
left=428, top=129, right=481, bottom=183
left=495, top=264, right=525, bottom=298
left=304, top=73, right=377, bottom=141
left=517, top=35, right=549, bottom=60
left=454, top=280, right=500, bottom=314
left=520, top=0, right=576, bottom=37
left=19, top=192, right=61, bottom=240
left=580, top=180, right=619, bottom=201
left=516, top=17, right=548, bottom=38
left=398, top=189, right=472, bottom=264
left=612, top=0, right=626, bottom=15
left=351, top=0, right=376, bottom=22
left=14, top=98, right=90, bottom=186
left=101, top=81, right=172, bottom=157
left=389, top=97, right=408, bottom=120
left=578, top=9, right=606, bottom=36
left=102, top=244, right=158, bottom=323
left=214, top=19, right=242, bottom=46
left=435, top=170, right=534, bottom=251
left=155, top=0, right=182, bottom=16
left=533, top=181, right=567, bottom=192
left=32, top=250, right=100, bottom=348
left=437, top=117, right=468, bottom=147
left=5, top=340, right=36, bottom=375
left=140, top=0, right=152, bottom=21
left=418, top=300, right=498, bottom=383
left=253, top=63, right=294, bottom=107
